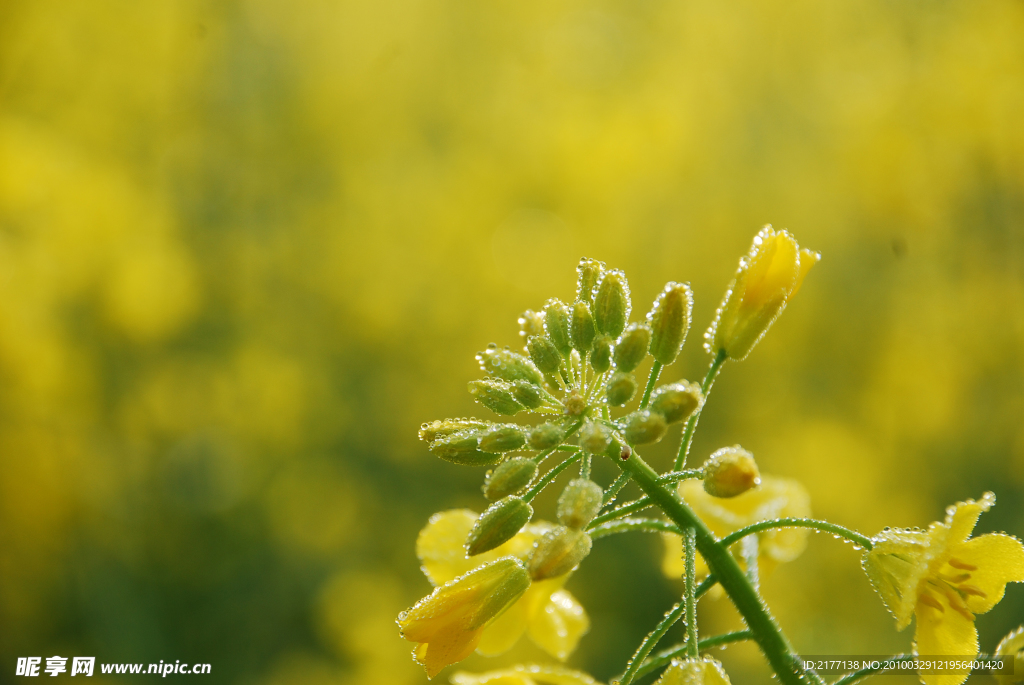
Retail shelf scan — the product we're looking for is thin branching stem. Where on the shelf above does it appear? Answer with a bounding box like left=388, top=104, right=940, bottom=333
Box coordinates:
left=523, top=451, right=581, bottom=503
left=657, top=469, right=703, bottom=485
left=675, top=348, right=727, bottom=470
left=603, top=471, right=632, bottom=505
left=719, top=517, right=874, bottom=551
left=588, top=495, right=653, bottom=528
left=589, top=517, right=682, bottom=540
left=632, top=630, right=753, bottom=681
left=639, top=361, right=663, bottom=410
left=684, top=527, right=699, bottom=657
left=617, top=601, right=686, bottom=685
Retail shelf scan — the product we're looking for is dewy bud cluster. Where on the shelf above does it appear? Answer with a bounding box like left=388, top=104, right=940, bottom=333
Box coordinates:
left=396, top=230, right=986, bottom=685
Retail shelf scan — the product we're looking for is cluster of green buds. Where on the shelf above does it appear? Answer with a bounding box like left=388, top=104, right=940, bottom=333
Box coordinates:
left=417, top=258, right=710, bottom=573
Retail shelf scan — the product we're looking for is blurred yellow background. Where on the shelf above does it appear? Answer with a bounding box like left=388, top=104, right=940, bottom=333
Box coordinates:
left=1, top=0, right=1022, bottom=683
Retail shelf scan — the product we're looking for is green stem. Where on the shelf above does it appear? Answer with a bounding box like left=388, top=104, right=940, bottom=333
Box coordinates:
left=590, top=517, right=682, bottom=540
left=633, top=630, right=752, bottom=681
left=639, top=361, right=663, bottom=410
left=603, top=471, right=632, bottom=505
left=617, top=601, right=687, bottom=685
left=618, top=450, right=812, bottom=685
left=719, top=517, right=874, bottom=551
left=684, top=527, right=698, bottom=658
left=674, top=349, right=727, bottom=470
left=523, top=452, right=582, bottom=503
left=694, top=574, right=716, bottom=599
left=581, top=451, right=592, bottom=479
left=588, top=496, right=653, bottom=528
left=657, top=469, right=703, bottom=485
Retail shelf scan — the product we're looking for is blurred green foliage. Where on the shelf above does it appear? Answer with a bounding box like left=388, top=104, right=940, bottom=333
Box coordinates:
left=1, top=0, right=1022, bottom=683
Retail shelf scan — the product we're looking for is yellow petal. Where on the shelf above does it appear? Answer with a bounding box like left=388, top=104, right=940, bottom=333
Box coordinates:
left=476, top=597, right=528, bottom=656
left=417, top=510, right=551, bottom=585
left=940, top=493, right=995, bottom=550
left=527, top=589, right=590, bottom=660
left=788, top=248, right=820, bottom=301
left=742, top=230, right=798, bottom=311
left=913, top=600, right=977, bottom=685
left=451, top=665, right=602, bottom=685
left=950, top=533, right=1024, bottom=614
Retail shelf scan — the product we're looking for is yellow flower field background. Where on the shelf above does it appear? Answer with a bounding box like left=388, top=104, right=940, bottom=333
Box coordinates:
left=1, top=0, right=1022, bottom=683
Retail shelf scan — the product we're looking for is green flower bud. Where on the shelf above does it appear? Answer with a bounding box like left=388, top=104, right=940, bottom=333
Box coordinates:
left=606, top=372, right=638, bottom=406
left=647, top=282, right=693, bottom=365
left=528, top=422, right=565, bottom=450
left=703, top=446, right=760, bottom=498
left=479, top=424, right=527, bottom=453
left=623, top=410, right=668, bottom=445
left=593, top=269, right=631, bottom=337
left=466, top=497, right=534, bottom=556
left=529, top=525, right=593, bottom=580
left=562, top=392, right=586, bottom=417
left=543, top=299, right=572, bottom=357
left=418, top=418, right=490, bottom=443
left=590, top=335, right=613, bottom=373
left=518, top=309, right=546, bottom=339
left=477, top=344, right=545, bottom=386
left=510, top=380, right=544, bottom=410
left=576, top=257, right=605, bottom=304
left=469, top=379, right=524, bottom=416
left=527, top=336, right=562, bottom=375
left=614, top=323, right=651, bottom=372
left=429, top=431, right=503, bottom=466
left=557, top=478, right=604, bottom=529
left=483, top=457, right=538, bottom=500
left=650, top=381, right=704, bottom=424
left=570, top=301, right=596, bottom=353
left=579, top=421, right=612, bottom=454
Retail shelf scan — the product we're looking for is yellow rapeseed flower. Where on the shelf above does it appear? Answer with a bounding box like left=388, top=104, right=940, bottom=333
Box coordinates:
left=398, top=556, right=531, bottom=678
left=662, top=476, right=811, bottom=582
left=995, top=626, right=1024, bottom=685
left=417, top=510, right=590, bottom=661
left=862, top=493, right=1024, bottom=685
left=705, top=226, right=820, bottom=361
left=654, top=656, right=732, bottom=685
left=450, top=664, right=602, bottom=685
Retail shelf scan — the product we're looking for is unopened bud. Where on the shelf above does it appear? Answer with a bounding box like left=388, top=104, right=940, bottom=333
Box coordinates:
left=510, top=380, right=544, bottom=410
left=656, top=656, right=734, bottom=685
left=563, top=392, right=586, bottom=417
left=529, top=525, right=593, bottom=580
left=469, top=379, right=524, bottom=416
left=593, top=269, right=631, bottom=337
left=557, top=479, right=604, bottom=529
left=418, top=418, right=490, bottom=443
left=590, top=335, right=613, bottom=373
left=570, top=301, right=596, bottom=353
left=429, top=431, right=503, bottom=466
left=650, top=382, right=704, bottom=424
left=624, top=410, right=668, bottom=445
left=995, top=626, right=1024, bottom=685
left=477, top=344, right=545, bottom=386
left=614, top=323, right=651, bottom=372
left=518, top=310, right=546, bottom=339
left=647, top=282, right=693, bottom=365
left=703, top=446, right=760, bottom=498
left=527, top=336, right=562, bottom=375
left=705, top=226, right=819, bottom=361
left=576, top=257, right=605, bottom=304
left=479, top=425, right=527, bottom=453
left=483, top=457, right=538, bottom=500
left=606, top=372, right=638, bottom=406
left=466, top=497, right=534, bottom=555
left=528, top=422, right=565, bottom=450
left=579, top=421, right=612, bottom=454
left=544, top=299, right=572, bottom=356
